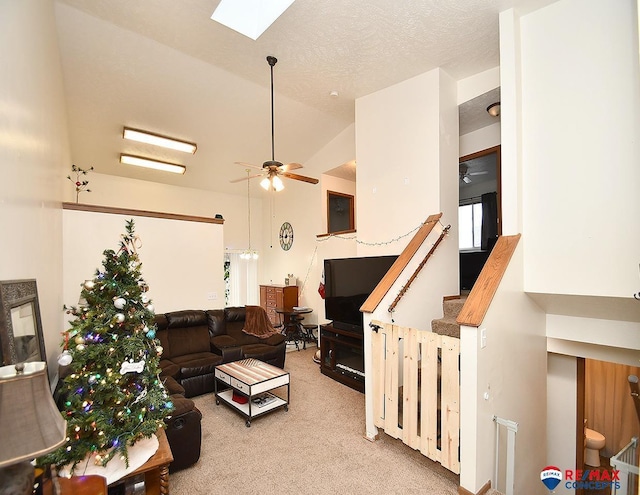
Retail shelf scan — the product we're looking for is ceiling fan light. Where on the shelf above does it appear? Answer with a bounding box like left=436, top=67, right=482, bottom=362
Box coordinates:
left=260, top=177, right=271, bottom=190
left=272, top=175, right=284, bottom=191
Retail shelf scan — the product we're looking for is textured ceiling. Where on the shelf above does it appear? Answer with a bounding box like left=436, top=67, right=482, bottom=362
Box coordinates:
left=54, top=0, right=555, bottom=196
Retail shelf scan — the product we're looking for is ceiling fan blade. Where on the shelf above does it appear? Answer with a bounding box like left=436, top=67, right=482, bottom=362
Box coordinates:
left=462, top=176, right=472, bottom=184
left=280, top=162, right=303, bottom=172
left=469, top=171, right=489, bottom=176
left=230, top=173, right=264, bottom=183
left=234, top=161, right=264, bottom=171
left=282, top=172, right=319, bottom=184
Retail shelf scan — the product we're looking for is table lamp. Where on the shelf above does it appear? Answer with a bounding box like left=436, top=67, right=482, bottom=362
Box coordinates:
left=0, top=362, right=67, bottom=495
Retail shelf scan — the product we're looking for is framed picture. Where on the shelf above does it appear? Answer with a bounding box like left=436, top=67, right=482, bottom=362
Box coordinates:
left=327, top=191, right=355, bottom=234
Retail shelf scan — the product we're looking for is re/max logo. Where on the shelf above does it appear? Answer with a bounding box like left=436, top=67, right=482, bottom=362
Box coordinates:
left=565, top=469, right=620, bottom=482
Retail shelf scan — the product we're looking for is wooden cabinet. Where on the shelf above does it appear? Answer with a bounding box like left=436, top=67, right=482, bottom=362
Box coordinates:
left=259, top=284, right=298, bottom=326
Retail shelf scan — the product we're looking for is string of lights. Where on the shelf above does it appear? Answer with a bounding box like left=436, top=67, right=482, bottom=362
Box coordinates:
left=299, top=219, right=445, bottom=299
left=316, top=219, right=439, bottom=246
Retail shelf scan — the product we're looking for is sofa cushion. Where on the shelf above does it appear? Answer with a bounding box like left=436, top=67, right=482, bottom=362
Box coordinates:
left=207, top=309, right=226, bottom=337
left=224, top=306, right=246, bottom=322
left=172, top=352, right=222, bottom=379
left=162, top=375, right=185, bottom=396
left=262, top=333, right=286, bottom=346
left=159, top=359, right=180, bottom=379
left=170, top=395, right=200, bottom=418
left=210, top=335, right=238, bottom=349
left=166, top=310, right=208, bottom=328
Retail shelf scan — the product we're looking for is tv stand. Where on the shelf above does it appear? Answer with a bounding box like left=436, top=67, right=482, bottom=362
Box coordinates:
left=319, top=324, right=364, bottom=393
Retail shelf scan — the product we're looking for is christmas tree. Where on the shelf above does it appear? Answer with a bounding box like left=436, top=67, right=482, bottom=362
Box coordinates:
left=41, top=220, right=173, bottom=472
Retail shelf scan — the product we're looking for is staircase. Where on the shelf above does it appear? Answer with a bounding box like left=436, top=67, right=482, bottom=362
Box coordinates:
left=431, top=295, right=467, bottom=338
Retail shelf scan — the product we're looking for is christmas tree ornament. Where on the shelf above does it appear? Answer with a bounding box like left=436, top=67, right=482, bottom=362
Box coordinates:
left=146, top=304, right=154, bottom=313
left=113, top=297, right=126, bottom=309
left=76, top=344, right=85, bottom=352
left=84, top=280, right=95, bottom=290
left=156, top=346, right=163, bottom=356
left=141, top=294, right=149, bottom=304
left=145, top=327, right=155, bottom=339
left=115, top=313, right=125, bottom=323
left=58, top=350, right=73, bottom=366
left=75, top=335, right=85, bottom=345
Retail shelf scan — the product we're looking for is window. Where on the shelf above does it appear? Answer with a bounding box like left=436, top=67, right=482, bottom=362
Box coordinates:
left=327, top=191, right=355, bottom=233
left=458, top=202, right=483, bottom=250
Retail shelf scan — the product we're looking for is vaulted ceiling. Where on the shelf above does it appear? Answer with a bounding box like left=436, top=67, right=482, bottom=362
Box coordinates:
left=55, top=0, right=554, bottom=195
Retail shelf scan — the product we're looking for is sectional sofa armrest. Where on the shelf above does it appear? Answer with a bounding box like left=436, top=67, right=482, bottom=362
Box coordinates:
left=220, top=346, right=243, bottom=363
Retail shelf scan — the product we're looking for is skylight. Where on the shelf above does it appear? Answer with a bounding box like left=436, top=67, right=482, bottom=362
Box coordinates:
left=211, top=0, right=295, bottom=41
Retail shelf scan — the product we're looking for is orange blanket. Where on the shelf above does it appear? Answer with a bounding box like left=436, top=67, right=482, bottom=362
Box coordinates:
left=242, top=306, right=280, bottom=339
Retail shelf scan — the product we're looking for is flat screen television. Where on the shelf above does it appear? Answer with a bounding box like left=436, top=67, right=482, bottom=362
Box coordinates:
left=324, top=255, right=397, bottom=333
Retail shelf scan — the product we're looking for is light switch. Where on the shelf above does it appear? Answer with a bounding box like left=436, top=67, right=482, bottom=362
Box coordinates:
left=480, top=327, right=487, bottom=348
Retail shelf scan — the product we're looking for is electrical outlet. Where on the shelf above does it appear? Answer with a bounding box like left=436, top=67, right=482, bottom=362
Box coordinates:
left=480, top=327, right=487, bottom=348
left=207, top=292, right=218, bottom=300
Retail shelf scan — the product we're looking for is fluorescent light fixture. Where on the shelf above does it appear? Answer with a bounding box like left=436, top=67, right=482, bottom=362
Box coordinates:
left=120, top=154, right=186, bottom=174
left=123, top=127, right=197, bottom=154
left=211, top=0, right=295, bottom=40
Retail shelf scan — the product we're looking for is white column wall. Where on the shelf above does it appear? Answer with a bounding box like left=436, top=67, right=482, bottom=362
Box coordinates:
left=459, top=241, right=547, bottom=493
left=0, top=0, right=69, bottom=375
left=519, top=0, right=640, bottom=297
left=546, top=353, right=578, bottom=495
left=355, top=68, right=459, bottom=328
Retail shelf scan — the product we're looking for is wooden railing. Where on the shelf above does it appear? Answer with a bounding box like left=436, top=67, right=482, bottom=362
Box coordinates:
left=456, top=234, right=521, bottom=327
left=361, top=213, right=443, bottom=314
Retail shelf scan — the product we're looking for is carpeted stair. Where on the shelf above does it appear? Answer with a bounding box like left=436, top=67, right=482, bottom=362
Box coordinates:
left=430, top=295, right=467, bottom=338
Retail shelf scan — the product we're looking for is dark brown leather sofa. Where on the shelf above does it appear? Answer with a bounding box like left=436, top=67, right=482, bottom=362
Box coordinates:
left=153, top=307, right=287, bottom=398
left=208, top=306, right=287, bottom=369
left=154, top=310, right=223, bottom=398
left=161, top=376, right=203, bottom=472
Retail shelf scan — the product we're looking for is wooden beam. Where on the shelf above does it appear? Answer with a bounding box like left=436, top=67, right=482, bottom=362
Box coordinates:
left=62, top=202, right=224, bottom=224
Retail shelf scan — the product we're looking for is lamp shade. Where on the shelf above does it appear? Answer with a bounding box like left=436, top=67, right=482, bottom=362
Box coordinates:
left=0, top=362, right=66, bottom=467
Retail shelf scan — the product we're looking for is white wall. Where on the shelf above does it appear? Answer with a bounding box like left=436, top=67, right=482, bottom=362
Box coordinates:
left=66, top=172, right=256, bottom=253
left=62, top=209, right=224, bottom=315
left=459, top=240, right=547, bottom=493
left=546, top=353, right=578, bottom=495
left=355, top=68, right=459, bottom=327
left=459, top=123, right=501, bottom=158
left=519, top=0, right=640, bottom=297
left=259, top=124, right=356, bottom=323
left=0, top=0, right=69, bottom=375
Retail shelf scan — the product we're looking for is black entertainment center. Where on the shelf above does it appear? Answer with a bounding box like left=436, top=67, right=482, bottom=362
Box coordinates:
left=320, top=255, right=397, bottom=392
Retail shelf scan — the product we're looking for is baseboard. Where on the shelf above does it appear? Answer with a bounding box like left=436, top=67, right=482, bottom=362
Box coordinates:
left=458, top=480, right=491, bottom=495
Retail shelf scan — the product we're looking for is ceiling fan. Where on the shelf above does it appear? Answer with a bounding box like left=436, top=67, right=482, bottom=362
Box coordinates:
left=230, top=56, right=318, bottom=192
left=459, top=162, right=488, bottom=184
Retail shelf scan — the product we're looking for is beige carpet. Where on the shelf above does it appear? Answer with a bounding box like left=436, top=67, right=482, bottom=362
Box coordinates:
left=170, top=348, right=459, bottom=495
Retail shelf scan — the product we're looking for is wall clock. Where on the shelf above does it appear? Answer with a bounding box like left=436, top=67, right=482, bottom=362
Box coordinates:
left=279, top=222, right=294, bottom=251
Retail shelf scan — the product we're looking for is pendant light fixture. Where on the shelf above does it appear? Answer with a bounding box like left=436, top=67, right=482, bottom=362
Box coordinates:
left=240, top=169, right=258, bottom=260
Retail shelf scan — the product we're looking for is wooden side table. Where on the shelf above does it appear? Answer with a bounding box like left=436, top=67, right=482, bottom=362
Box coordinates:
left=43, top=474, right=108, bottom=495
left=114, top=428, right=173, bottom=495
left=44, top=429, right=173, bottom=495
